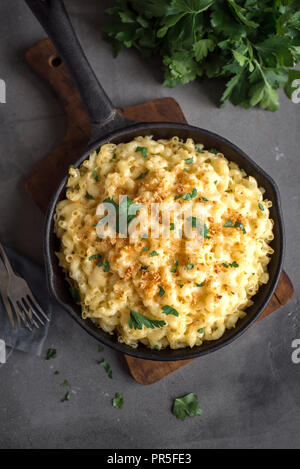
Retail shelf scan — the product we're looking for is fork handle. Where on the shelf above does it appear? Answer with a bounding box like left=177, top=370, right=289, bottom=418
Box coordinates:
left=0, top=242, right=15, bottom=278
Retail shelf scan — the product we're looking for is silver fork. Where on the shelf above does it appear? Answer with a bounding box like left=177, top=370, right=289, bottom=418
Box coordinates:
left=0, top=242, right=50, bottom=330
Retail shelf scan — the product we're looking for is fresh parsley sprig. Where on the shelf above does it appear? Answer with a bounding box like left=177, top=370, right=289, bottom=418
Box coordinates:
left=104, top=0, right=300, bottom=111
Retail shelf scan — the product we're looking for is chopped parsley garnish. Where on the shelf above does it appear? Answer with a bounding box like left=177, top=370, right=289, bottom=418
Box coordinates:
left=85, top=192, right=94, bottom=200
left=99, top=359, right=112, bottom=379
left=113, top=153, right=117, bottom=160
left=154, top=345, right=160, bottom=350
left=179, top=284, right=184, bottom=288
left=170, top=223, right=175, bottom=231
left=61, top=392, right=70, bottom=402
left=214, top=180, right=218, bottom=185
left=174, top=194, right=182, bottom=200
left=197, top=328, right=205, bottom=334
left=258, top=202, right=264, bottom=211
left=136, top=170, right=149, bottom=180
left=173, top=393, right=202, bottom=421
left=210, top=148, right=218, bottom=154
left=96, top=258, right=104, bottom=267
left=69, top=287, right=81, bottom=303
left=182, top=188, right=197, bottom=200
left=158, top=286, right=165, bottom=297
left=46, top=348, right=57, bottom=360
left=141, top=265, right=148, bottom=270
left=223, top=261, right=239, bottom=268
left=196, top=146, right=204, bottom=153
left=234, top=222, right=246, bottom=234
left=171, top=260, right=178, bottom=273
left=92, top=170, right=98, bottom=182
left=142, top=246, right=149, bottom=251
left=129, top=309, right=166, bottom=330
left=104, top=260, right=110, bottom=272
left=54, top=371, right=60, bottom=375
left=224, top=220, right=233, bottom=227
left=89, top=254, right=102, bottom=261
left=98, top=345, right=104, bottom=352
left=61, top=380, right=69, bottom=387
left=135, top=146, right=147, bottom=157
left=224, top=220, right=246, bottom=234
left=161, top=305, right=179, bottom=317
left=225, top=189, right=233, bottom=193
left=187, top=217, right=210, bottom=239
left=150, top=251, right=158, bottom=257
left=185, top=263, right=194, bottom=270
left=199, top=196, right=209, bottom=202
left=112, top=392, right=124, bottom=409
left=185, top=157, right=194, bottom=164
left=196, top=283, right=204, bottom=287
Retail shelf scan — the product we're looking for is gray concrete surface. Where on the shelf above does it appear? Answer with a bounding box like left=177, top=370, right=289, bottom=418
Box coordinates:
left=0, top=0, right=300, bottom=449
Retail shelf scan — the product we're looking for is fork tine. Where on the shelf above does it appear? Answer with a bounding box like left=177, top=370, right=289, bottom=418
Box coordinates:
left=1, top=294, right=16, bottom=330
left=23, top=298, right=45, bottom=326
left=22, top=298, right=43, bottom=326
left=26, top=294, right=50, bottom=322
left=19, top=300, right=40, bottom=329
left=12, top=300, right=32, bottom=331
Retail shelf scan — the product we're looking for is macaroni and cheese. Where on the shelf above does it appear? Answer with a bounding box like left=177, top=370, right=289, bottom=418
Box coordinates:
left=54, top=136, right=274, bottom=349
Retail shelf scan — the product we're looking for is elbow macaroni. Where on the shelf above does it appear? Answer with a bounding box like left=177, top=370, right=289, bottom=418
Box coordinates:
left=54, top=136, right=274, bottom=350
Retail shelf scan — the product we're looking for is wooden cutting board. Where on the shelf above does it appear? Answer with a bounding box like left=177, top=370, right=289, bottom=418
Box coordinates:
left=25, top=39, right=294, bottom=385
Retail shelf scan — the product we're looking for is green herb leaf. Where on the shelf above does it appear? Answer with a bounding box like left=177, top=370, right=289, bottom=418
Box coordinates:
left=182, top=188, right=197, bottom=200
left=196, top=283, right=204, bottom=287
left=185, top=263, right=194, bottom=270
left=136, top=170, right=149, bottom=180
left=170, top=222, right=175, bottom=230
left=92, top=170, right=98, bottom=182
left=61, top=380, right=69, bottom=387
left=141, top=265, right=148, bottom=270
left=171, top=260, right=178, bottom=273
left=112, top=392, right=124, bottom=409
left=161, top=305, right=179, bottom=317
left=129, top=309, right=166, bottom=330
left=99, top=359, right=113, bottom=379
left=150, top=251, right=159, bottom=257
left=158, top=285, right=165, bottom=297
left=104, top=260, right=110, bottom=272
left=258, top=202, right=264, bottom=211
left=46, top=349, right=57, bottom=360
left=173, top=393, right=203, bottom=421
left=135, top=146, right=148, bottom=157
left=61, top=392, right=70, bottom=402
left=142, top=246, right=150, bottom=251
left=224, top=220, right=233, bottom=227
left=89, top=254, right=102, bottom=261
left=86, top=192, right=94, bottom=200
left=197, top=327, right=205, bottom=334
left=185, top=157, right=194, bottom=164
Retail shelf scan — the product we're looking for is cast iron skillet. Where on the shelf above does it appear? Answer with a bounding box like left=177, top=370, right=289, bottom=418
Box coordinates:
left=26, top=0, right=285, bottom=361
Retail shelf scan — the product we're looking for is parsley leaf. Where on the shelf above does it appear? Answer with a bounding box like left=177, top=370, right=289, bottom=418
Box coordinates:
left=150, top=251, right=159, bottom=257
left=61, top=392, right=70, bottom=402
left=135, top=146, right=148, bottom=157
left=46, top=348, right=56, bottom=360
left=185, top=157, right=194, bottom=164
left=86, top=192, right=94, bottom=200
left=99, top=359, right=113, bottom=379
left=182, top=188, right=197, bottom=200
left=258, top=202, right=264, bottom=211
left=136, top=170, right=149, bottom=180
left=112, top=392, right=124, bottom=409
left=158, top=285, right=165, bottom=297
left=173, top=393, right=203, bottom=421
left=92, top=170, right=98, bottom=182
left=129, top=310, right=166, bottom=330
left=171, top=260, right=178, bottom=273
left=161, top=305, right=179, bottom=317
left=104, top=1, right=300, bottom=111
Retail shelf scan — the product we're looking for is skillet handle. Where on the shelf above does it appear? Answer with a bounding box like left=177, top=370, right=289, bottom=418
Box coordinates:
left=25, top=0, right=128, bottom=133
